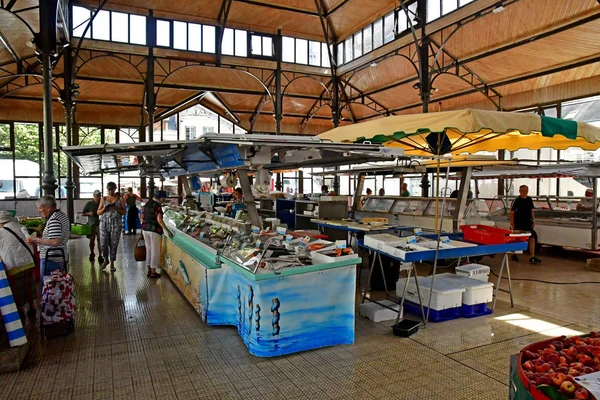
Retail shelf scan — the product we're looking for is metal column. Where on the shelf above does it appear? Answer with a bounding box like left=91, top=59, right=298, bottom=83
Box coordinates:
left=417, top=0, right=430, bottom=114
left=453, top=167, right=473, bottom=231
left=593, top=178, right=598, bottom=250
left=331, top=73, right=340, bottom=128
left=238, top=169, right=262, bottom=227
left=351, top=172, right=366, bottom=219
left=62, top=45, right=76, bottom=222
left=275, top=31, right=283, bottom=135
left=39, top=0, right=59, bottom=196
left=146, top=10, right=156, bottom=197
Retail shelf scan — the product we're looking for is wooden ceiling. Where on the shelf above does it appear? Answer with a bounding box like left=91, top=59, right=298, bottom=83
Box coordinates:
left=0, top=0, right=599, bottom=136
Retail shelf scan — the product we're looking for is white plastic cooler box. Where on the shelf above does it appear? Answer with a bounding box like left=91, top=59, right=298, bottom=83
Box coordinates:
left=455, top=264, right=490, bottom=282
left=396, top=276, right=465, bottom=322
left=436, top=273, right=493, bottom=317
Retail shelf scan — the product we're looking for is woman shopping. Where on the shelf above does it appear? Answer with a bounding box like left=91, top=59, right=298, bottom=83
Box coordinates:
left=98, top=182, right=126, bottom=271
left=0, top=211, right=37, bottom=318
left=142, top=190, right=172, bottom=279
left=124, top=187, right=143, bottom=235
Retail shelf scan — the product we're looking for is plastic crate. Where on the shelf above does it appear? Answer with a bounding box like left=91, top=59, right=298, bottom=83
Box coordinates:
left=403, top=300, right=460, bottom=323
left=460, top=303, right=492, bottom=318
left=455, top=264, right=490, bottom=281
left=436, top=274, right=493, bottom=305
left=460, top=225, right=530, bottom=245
left=71, top=223, right=92, bottom=235
left=359, top=300, right=402, bottom=322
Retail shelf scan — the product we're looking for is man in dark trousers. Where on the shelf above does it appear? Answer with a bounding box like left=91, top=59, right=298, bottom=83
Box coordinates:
left=510, top=185, right=541, bottom=264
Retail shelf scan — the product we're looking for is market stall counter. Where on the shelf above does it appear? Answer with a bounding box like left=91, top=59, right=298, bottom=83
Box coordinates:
left=162, top=209, right=360, bottom=357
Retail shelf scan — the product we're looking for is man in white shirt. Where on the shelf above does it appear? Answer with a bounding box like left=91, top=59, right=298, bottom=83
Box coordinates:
left=576, top=189, right=596, bottom=211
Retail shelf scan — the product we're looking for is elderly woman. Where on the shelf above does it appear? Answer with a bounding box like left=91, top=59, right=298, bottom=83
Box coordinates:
left=98, top=182, right=126, bottom=271
left=0, top=211, right=36, bottom=317
left=26, top=195, right=70, bottom=275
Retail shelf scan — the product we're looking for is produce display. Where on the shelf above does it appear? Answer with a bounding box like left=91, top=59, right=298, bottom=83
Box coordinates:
left=164, top=209, right=357, bottom=274
left=519, top=333, right=600, bottom=399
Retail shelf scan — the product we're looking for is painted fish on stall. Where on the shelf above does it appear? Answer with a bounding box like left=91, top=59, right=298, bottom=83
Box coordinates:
left=179, top=260, right=191, bottom=285
left=206, top=263, right=355, bottom=357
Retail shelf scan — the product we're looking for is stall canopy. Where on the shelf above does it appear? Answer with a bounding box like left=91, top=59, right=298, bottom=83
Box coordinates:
left=318, top=109, right=600, bottom=156
left=61, top=133, right=391, bottom=177
left=456, top=163, right=600, bottom=180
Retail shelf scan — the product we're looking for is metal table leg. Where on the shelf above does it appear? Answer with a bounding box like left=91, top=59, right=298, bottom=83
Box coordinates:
left=506, top=254, right=514, bottom=308
left=412, top=267, right=426, bottom=326
left=361, top=251, right=378, bottom=304
left=379, top=253, right=394, bottom=301
left=492, top=253, right=507, bottom=311
left=395, top=264, right=412, bottom=324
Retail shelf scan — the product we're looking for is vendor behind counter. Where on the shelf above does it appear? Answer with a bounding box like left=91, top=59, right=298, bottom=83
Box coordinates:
left=225, top=188, right=244, bottom=217
left=576, top=189, right=597, bottom=211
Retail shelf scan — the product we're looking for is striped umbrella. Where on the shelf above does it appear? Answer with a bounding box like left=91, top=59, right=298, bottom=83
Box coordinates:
left=319, top=109, right=600, bottom=156
left=0, top=261, right=27, bottom=347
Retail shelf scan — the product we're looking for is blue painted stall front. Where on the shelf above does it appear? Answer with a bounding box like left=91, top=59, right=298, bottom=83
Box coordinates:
left=162, top=224, right=358, bottom=357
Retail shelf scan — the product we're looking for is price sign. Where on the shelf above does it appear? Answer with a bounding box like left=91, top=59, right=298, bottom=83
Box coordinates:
left=414, top=228, right=423, bottom=236
left=441, top=236, right=451, bottom=243
left=300, top=236, right=311, bottom=247
left=255, top=239, right=262, bottom=248
left=276, top=226, right=287, bottom=235
left=251, top=225, right=260, bottom=233
left=285, top=234, right=293, bottom=243
left=335, top=240, right=347, bottom=249
left=406, top=235, right=417, bottom=244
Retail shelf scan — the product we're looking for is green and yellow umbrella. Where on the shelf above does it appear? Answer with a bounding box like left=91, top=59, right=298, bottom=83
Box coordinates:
left=319, top=109, right=600, bottom=156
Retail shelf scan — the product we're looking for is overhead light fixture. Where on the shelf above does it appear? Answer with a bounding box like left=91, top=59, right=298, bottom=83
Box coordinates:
left=492, top=3, right=505, bottom=13
left=431, top=87, right=439, bottom=93
left=72, top=90, right=80, bottom=98
left=412, top=82, right=421, bottom=90
left=26, top=38, right=35, bottom=48
left=370, top=61, right=377, bottom=67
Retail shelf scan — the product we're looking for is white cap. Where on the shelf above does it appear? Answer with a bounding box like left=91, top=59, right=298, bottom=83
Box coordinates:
left=0, top=210, right=15, bottom=224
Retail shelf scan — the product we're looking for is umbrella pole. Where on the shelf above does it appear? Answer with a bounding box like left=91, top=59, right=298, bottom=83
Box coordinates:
left=435, top=158, right=440, bottom=233
left=425, top=157, right=452, bottom=325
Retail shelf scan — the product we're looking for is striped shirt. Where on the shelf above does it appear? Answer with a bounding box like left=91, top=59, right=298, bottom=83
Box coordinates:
left=39, top=209, right=70, bottom=261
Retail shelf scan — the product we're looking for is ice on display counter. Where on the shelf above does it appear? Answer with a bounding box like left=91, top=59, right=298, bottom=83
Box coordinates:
left=162, top=208, right=360, bottom=357
left=364, top=233, right=476, bottom=260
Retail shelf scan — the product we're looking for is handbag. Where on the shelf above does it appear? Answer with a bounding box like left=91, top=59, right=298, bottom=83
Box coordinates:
left=3, top=226, right=36, bottom=267
left=134, top=236, right=146, bottom=262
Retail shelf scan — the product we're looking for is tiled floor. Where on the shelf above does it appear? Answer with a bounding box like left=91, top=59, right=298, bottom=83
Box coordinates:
left=1, top=236, right=599, bottom=400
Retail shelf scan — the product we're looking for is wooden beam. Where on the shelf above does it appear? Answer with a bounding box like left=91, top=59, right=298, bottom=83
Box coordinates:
left=235, top=0, right=319, bottom=16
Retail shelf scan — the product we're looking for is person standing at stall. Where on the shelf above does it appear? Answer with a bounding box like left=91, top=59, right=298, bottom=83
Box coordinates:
left=98, top=182, right=126, bottom=271
left=378, top=188, right=385, bottom=196
left=225, top=187, right=243, bottom=216
left=360, top=188, right=372, bottom=208
left=0, top=211, right=37, bottom=318
left=82, top=190, right=102, bottom=263
left=510, top=185, right=541, bottom=264
left=26, top=195, right=70, bottom=275
left=576, top=188, right=595, bottom=211
left=400, top=183, right=410, bottom=197
left=142, top=191, right=172, bottom=279
left=124, top=187, right=143, bottom=235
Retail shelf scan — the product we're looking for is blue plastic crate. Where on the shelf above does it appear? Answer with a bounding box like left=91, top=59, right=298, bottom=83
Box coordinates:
left=461, top=303, right=493, bottom=318
left=403, top=300, right=461, bottom=323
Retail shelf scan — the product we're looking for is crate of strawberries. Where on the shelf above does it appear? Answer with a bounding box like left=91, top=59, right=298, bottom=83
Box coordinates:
left=517, top=332, right=600, bottom=399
